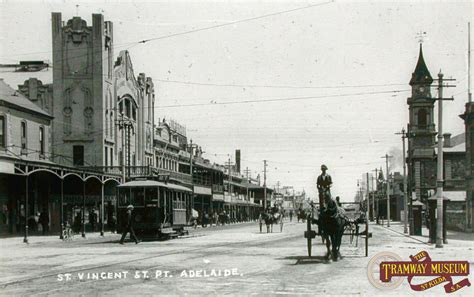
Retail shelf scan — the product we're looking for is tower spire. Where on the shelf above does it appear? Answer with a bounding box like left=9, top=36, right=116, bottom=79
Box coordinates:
left=410, top=44, right=433, bottom=86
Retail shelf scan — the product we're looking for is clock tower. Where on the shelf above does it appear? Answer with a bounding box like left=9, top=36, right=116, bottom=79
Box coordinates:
left=407, top=45, right=437, bottom=201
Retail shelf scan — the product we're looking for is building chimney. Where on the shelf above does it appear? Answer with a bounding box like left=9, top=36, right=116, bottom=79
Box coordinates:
left=235, top=149, right=241, bottom=173
left=443, top=133, right=451, bottom=147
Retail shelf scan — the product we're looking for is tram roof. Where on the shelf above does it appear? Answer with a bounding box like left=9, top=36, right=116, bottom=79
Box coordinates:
left=118, top=180, right=192, bottom=192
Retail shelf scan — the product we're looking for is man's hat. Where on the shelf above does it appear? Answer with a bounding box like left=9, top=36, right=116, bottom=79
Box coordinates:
left=127, top=205, right=134, bottom=210
left=321, top=164, right=328, bottom=170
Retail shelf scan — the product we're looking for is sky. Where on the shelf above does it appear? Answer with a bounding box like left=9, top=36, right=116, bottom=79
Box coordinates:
left=0, top=0, right=472, bottom=201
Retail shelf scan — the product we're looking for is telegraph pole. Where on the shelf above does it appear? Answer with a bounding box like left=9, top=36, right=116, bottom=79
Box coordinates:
left=434, top=72, right=455, bottom=248
left=381, top=154, right=393, bottom=227
left=263, top=160, right=267, bottom=209
left=225, top=157, right=235, bottom=201
left=396, top=129, right=409, bottom=234
left=372, top=168, right=379, bottom=224
left=366, top=172, right=370, bottom=223
left=187, top=140, right=198, bottom=210
left=432, top=71, right=456, bottom=245
left=436, top=72, right=445, bottom=248
left=244, top=167, right=251, bottom=201
left=371, top=172, right=375, bottom=222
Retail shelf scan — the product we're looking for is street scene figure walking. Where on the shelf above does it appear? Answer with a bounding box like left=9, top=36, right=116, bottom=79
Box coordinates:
left=119, top=205, right=140, bottom=244
left=39, top=209, right=49, bottom=235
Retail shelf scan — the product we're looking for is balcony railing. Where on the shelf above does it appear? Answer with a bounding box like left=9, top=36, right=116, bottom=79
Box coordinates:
left=212, top=184, right=224, bottom=193
left=81, top=166, right=192, bottom=184
left=156, top=168, right=192, bottom=184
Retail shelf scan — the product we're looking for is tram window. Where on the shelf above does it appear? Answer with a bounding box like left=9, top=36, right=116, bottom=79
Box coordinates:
left=159, top=188, right=165, bottom=206
left=131, top=188, right=145, bottom=206
left=145, top=188, right=158, bottom=205
left=118, top=189, right=129, bottom=206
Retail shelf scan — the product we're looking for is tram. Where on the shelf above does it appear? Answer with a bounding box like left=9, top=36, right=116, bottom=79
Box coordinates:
left=116, top=179, right=192, bottom=239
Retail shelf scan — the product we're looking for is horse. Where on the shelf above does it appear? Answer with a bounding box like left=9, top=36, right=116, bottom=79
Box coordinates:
left=259, top=208, right=283, bottom=233
left=297, top=209, right=306, bottom=223
left=311, top=192, right=350, bottom=261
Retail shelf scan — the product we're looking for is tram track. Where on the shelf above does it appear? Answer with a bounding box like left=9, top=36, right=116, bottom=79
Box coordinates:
left=1, top=224, right=302, bottom=294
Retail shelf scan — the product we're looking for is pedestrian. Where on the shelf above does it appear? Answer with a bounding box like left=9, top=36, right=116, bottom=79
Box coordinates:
left=213, top=212, right=218, bottom=226
left=109, top=214, right=117, bottom=233
left=289, top=210, right=293, bottom=222
left=89, top=208, right=97, bottom=232
left=34, top=212, right=40, bottom=232
left=39, top=209, right=49, bottom=235
left=73, top=211, right=81, bottom=233
left=202, top=211, right=209, bottom=228
left=119, top=205, right=140, bottom=244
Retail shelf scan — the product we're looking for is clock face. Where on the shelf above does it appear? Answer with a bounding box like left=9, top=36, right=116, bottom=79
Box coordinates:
left=418, top=86, right=425, bottom=93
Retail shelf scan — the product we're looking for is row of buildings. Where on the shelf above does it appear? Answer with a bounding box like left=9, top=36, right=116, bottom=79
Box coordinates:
left=0, top=13, right=288, bottom=236
left=357, top=45, right=473, bottom=233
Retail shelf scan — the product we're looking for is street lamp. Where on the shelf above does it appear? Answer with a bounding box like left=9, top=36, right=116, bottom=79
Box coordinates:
left=116, top=112, right=135, bottom=181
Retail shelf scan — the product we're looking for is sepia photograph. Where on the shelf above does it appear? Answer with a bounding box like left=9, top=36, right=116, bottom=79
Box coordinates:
left=0, top=0, right=472, bottom=295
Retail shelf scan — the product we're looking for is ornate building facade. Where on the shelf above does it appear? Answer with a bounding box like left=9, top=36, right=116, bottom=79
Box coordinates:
left=407, top=45, right=437, bottom=202
left=407, top=45, right=472, bottom=231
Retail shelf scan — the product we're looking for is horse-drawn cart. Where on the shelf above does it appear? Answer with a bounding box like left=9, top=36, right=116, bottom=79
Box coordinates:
left=259, top=208, right=284, bottom=233
left=304, top=201, right=371, bottom=259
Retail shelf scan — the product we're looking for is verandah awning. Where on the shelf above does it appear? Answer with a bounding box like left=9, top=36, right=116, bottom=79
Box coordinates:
left=117, top=180, right=192, bottom=192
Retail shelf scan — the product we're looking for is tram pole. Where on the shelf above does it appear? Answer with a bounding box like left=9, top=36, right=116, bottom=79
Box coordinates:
left=436, top=72, right=445, bottom=248
left=100, top=182, right=104, bottom=237
left=396, top=129, right=409, bottom=234
left=381, top=154, right=393, bottom=227
left=372, top=168, right=379, bottom=224
left=82, top=176, right=86, bottom=238
left=59, top=178, right=64, bottom=240
left=188, top=140, right=197, bottom=212
left=23, top=174, right=29, bottom=244
left=263, top=160, right=267, bottom=210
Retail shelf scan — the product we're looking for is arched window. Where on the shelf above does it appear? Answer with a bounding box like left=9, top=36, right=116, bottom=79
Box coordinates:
left=21, top=121, right=27, bottom=153
left=39, top=126, right=45, bottom=156
left=418, top=109, right=427, bottom=127
left=125, top=99, right=131, bottom=118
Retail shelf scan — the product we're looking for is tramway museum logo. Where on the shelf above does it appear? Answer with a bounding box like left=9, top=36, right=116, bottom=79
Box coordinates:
left=367, top=251, right=471, bottom=293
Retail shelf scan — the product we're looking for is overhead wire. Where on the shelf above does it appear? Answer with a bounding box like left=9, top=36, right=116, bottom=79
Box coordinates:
left=0, top=1, right=334, bottom=61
